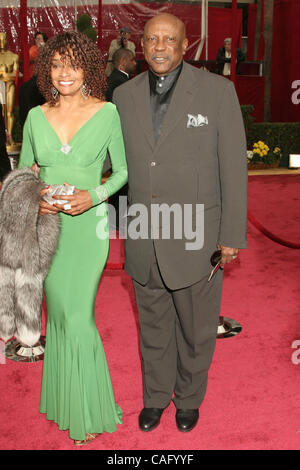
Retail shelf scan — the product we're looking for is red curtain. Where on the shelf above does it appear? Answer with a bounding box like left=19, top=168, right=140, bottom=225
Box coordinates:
left=19, top=0, right=30, bottom=82
left=247, top=5, right=256, bottom=61
left=247, top=0, right=300, bottom=122
left=271, top=0, right=300, bottom=122
left=1, top=3, right=242, bottom=63
left=230, top=0, right=238, bottom=86
left=257, top=0, right=265, bottom=62
left=236, top=76, right=265, bottom=123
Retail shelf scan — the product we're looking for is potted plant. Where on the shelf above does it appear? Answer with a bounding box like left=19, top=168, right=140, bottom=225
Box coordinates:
left=247, top=141, right=282, bottom=169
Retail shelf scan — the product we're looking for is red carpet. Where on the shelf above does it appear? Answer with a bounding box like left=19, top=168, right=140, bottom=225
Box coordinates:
left=0, top=174, right=300, bottom=450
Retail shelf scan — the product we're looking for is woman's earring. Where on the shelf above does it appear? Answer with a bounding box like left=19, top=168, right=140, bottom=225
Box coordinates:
left=81, top=82, right=91, bottom=99
left=51, top=86, right=59, bottom=100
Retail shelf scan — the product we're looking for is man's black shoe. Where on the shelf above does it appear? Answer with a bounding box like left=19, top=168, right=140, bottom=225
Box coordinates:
left=139, top=407, right=164, bottom=432
left=176, top=409, right=199, bottom=432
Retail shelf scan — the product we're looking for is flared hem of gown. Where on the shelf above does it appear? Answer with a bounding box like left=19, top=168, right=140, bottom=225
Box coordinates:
left=39, top=322, right=123, bottom=441
left=39, top=406, right=123, bottom=440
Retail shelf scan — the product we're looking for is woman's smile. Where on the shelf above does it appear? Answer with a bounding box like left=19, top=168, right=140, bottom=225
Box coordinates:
left=58, top=80, right=75, bottom=86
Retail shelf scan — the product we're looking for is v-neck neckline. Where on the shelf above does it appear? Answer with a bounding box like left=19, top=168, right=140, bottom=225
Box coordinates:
left=39, top=102, right=109, bottom=147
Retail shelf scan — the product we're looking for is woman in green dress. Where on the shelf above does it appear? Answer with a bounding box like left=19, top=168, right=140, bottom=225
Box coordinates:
left=18, top=32, right=128, bottom=445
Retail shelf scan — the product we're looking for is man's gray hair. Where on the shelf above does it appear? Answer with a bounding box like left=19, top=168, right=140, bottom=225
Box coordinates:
left=224, top=38, right=232, bottom=43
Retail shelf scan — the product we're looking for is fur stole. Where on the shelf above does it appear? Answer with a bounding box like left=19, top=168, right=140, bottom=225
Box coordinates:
left=0, top=168, right=60, bottom=346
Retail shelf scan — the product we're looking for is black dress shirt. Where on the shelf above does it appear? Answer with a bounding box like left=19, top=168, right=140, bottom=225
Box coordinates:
left=149, top=62, right=183, bottom=142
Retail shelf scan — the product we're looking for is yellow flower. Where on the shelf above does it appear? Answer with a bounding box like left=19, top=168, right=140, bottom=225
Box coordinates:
left=253, top=143, right=258, bottom=148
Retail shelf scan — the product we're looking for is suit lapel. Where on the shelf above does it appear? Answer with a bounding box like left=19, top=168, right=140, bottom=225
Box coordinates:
left=155, top=62, right=200, bottom=151
left=131, top=63, right=202, bottom=152
left=132, top=73, right=155, bottom=150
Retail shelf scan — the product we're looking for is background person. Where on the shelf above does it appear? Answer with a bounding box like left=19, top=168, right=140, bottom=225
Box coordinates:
left=105, top=27, right=135, bottom=77
left=216, top=37, right=245, bottom=76
left=0, top=103, right=11, bottom=181
left=19, top=74, right=45, bottom=127
left=106, top=48, right=136, bottom=102
left=106, top=48, right=136, bottom=228
left=29, top=31, right=48, bottom=77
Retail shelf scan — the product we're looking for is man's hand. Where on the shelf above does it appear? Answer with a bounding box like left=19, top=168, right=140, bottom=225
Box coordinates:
left=217, top=244, right=239, bottom=268
left=31, top=163, right=40, bottom=175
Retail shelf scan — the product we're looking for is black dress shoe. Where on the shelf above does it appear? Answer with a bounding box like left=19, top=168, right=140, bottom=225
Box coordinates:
left=139, top=407, right=164, bottom=432
left=176, top=409, right=199, bottom=432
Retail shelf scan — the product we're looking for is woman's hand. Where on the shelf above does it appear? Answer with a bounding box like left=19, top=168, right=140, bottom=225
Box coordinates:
left=52, top=184, right=93, bottom=216
left=40, top=187, right=61, bottom=216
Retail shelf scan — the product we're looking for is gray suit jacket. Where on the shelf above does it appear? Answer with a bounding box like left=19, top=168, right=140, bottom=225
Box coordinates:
left=114, top=61, right=248, bottom=290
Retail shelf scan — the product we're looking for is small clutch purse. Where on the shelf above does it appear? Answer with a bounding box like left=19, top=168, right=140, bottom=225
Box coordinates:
left=43, top=184, right=75, bottom=206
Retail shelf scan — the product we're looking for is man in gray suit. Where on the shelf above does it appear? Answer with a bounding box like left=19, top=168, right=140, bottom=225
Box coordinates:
left=113, top=13, right=247, bottom=433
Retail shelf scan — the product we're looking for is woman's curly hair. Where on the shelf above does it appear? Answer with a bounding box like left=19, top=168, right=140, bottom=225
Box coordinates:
left=35, top=31, right=107, bottom=106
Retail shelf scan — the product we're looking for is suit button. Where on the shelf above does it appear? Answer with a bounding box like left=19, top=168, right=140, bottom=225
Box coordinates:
left=150, top=161, right=156, bottom=167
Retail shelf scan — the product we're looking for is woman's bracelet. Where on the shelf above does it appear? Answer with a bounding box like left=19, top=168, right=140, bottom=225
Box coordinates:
left=88, top=185, right=109, bottom=207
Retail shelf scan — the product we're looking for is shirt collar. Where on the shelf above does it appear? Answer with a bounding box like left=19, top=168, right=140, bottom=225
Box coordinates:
left=118, top=68, right=129, bottom=78
left=148, top=62, right=183, bottom=95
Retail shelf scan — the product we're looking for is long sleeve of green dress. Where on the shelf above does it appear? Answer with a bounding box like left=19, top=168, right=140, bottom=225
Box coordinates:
left=88, top=109, right=128, bottom=206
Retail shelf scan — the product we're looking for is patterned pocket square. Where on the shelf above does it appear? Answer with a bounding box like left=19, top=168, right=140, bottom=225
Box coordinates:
left=187, top=114, right=208, bottom=128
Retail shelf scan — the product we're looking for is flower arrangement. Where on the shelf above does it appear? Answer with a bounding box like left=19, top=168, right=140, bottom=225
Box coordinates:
left=247, top=141, right=282, bottom=167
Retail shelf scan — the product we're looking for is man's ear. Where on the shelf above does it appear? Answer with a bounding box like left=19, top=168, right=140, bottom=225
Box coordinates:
left=119, top=58, right=126, bottom=70
left=183, top=38, right=189, bottom=55
left=141, top=37, right=144, bottom=52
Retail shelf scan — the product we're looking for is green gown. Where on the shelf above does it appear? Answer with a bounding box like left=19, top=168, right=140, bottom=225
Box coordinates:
left=18, top=103, right=128, bottom=440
